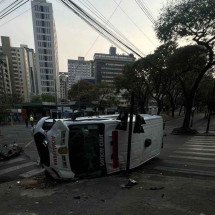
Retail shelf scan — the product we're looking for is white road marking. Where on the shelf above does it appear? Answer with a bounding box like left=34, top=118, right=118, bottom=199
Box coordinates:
left=19, top=168, right=45, bottom=178
left=190, top=137, right=215, bottom=139
left=161, top=160, right=215, bottom=168
left=154, top=166, right=215, bottom=177
left=0, top=157, right=25, bottom=167
left=25, top=140, right=34, bottom=148
left=174, top=151, right=215, bottom=156
left=168, top=155, right=215, bottom=161
left=186, top=140, right=215, bottom=145
left=187, top=139, right=215, bottom=142
left=182, top=144, right=215, bottom=148
left=178, top=147, right=215, bottom=152
left=154, top=136, right=215, bottom=177
left=0, top=162, right=35, bottom=176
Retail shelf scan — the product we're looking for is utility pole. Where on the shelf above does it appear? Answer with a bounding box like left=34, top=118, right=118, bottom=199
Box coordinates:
left=206, top=80, right=215, bottom=133
left=126, top=91, right=135, bottom=173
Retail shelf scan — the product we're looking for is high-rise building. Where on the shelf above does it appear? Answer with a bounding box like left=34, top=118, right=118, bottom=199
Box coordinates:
left=68, top=57, right=93, bottom=88
left=31, top=0, right=59, bottom=97
left=0, top=53, right=12, bottom=97
left=59, top=72, right=68, bottom=100
left=20, top=45, right=38, bottom=100
left=0, top=36, right=15, bottom=94
left=0, top=36, right=37, bottom=102
left=94, top=47, right=135, bottom=84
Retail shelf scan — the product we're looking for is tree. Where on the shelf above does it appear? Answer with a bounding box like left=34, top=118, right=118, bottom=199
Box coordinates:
left=68, top=80, right=96, bottom=105
left=195, top=73, right=214, bottom=111
left=31, top=94, right=56, bottom=103
left=168, top=45, right=209, bottom=130
left=41, top=94, right=56, bottom=103
left=114, top=63, right=150, bottom=113
left=136, top=42, right=177, bottom=115
left=95, top=82, right=119, bottom=111
left=31, top=95, right=42, bottom=103
left=156, top=0, right=215, bottom=131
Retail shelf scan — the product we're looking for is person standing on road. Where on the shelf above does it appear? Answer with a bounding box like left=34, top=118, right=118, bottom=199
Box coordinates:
left=30, top=115, right=34, bottom=127
left=25, top=117, right=29, bottom=128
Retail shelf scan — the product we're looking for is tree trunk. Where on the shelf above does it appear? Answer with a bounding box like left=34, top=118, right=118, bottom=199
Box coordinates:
left=157, top=100, right=163, bottom=115
left=138, top=100, right=146, bottom=114
left=178, top=104, right=184, bottom=116
left=171, top=106, right=175, bottom=118
left=169, top=95, right=175, bottom=118
left=182, top=99, right=193, bottom=129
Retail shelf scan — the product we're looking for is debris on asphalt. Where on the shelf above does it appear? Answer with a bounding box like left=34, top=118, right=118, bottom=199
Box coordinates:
left=120, top=178, right=138, bottom=189
left=0, top=143, right=22, bottom=161
left=100, top=199, right=106, bottom=202
left=18, top=179, right=41, bottom=189
left=161, top=194, right=165, bottom=198
left=73, top=196, right=81, bottom=199
left=149, top=186, right=165, bottom=191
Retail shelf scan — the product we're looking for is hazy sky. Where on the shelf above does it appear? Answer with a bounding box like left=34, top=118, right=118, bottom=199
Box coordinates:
left=0, top=0, right=167, bottom=71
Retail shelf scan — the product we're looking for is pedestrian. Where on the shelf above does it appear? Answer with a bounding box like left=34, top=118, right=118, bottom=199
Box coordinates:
left=25, top=117, right=28, bottom=128
left=30, top=115, right=34, bottom=127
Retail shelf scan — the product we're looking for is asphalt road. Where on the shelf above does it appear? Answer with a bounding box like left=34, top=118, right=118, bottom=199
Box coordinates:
left=0, top=124, right=42, bottom=183
left=0, top=115, right=215, bottom=215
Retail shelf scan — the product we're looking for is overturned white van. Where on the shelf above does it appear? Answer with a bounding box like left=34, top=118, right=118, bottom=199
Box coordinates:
left=33, top=114, right=163, bottom=179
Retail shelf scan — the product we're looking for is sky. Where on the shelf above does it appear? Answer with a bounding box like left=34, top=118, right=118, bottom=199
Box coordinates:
left=0, top=0, right=168, bottom=72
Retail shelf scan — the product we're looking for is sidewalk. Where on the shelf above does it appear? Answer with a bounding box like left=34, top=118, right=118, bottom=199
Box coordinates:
left=164, top=113, right=215, bottom=136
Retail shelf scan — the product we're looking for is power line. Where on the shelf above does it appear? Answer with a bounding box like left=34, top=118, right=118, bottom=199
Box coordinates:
left=0, top=0, right=29, bottom=20
left=71, top=0, right=125, bottom=80
left=79, top=0, right=144, bottom=57
left=141, top=0, right=156, bottom=21
left=0, top=0, right=7, bottom=5
left=61, top=0, right=143, bottom=58
left=0, top=0, right=19, bottom=15
left=0, top=0, right=25, bottom=19
left=112, top=0, right=155, bottom=46
left=62, top=0, right=162, bottom=73
left=0, top=0, right=43, bottom=27
left=135, top=0, right=156, bottom=25
left=136, top=0, right=155, bottom=24
left=82, top=0, right=125, bottom=57
left=61, top=0, right=163, bottom=84
left=137, top=0, right=156, bottom=23
left=61, top=0, right=129, bottom=54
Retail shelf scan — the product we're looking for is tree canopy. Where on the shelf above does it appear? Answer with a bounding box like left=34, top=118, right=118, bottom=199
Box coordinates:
left=156, top=0, right=215, bottom=43
left=155, top=0, right=215, bottom=131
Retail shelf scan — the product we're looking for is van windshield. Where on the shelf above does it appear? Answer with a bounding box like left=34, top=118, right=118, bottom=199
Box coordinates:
left=68, top=123, right=106, bottom=176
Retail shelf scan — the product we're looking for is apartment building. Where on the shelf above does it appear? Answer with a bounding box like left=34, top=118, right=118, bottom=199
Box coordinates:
left=31, top=0, right=59, bottom=97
